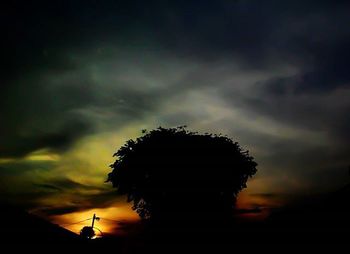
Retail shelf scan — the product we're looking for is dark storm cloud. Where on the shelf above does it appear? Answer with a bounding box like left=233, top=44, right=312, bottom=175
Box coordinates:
left=3, top=0, right=350, bottom=157
left=261, top=38, right=350, bottom=95
left=0, top=53, right=159, bottom=158
left=1, top=0, right=350, bottom=203
left=4, top=1, right=349, bottom=70
left=0, top=56, right=93, bottom=157
left=0, top=118, right=92, bottom=158
left=231, top=74, right=350, bottom=151
left=16, top=177, right=121, bottom=215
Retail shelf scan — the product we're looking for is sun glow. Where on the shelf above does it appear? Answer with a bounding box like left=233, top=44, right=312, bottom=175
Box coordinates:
left=50, top=204, right=140, bottom=236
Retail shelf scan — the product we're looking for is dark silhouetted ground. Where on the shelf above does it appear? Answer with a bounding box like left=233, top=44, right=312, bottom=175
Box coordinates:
left=0, top=185, right=349, bottom=252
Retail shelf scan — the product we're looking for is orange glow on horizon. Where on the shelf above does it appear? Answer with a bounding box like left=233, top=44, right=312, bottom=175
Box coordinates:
left=50, top=203, right=140, bottom=236
left=236, top=188, right=283, bottom=221
left=48, top=180, right=283, bottom=237
left=49, top=190, right=281, bottom=235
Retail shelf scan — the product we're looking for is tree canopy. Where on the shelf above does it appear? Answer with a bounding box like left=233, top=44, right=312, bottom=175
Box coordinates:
left=107, top=126, right=257, bottom=223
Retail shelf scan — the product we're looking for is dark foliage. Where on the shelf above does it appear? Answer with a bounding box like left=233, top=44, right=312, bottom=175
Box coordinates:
left=107, top=127, right=257, bottom=224
left=80, top=226, right=95, bottom=239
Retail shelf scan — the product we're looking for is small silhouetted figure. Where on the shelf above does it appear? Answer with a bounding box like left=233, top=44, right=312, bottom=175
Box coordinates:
left=80, top=226, right=95, bottom=239
left=80, top=214, right=100, bottom=239
left=107, top=126, right=257, bottom=231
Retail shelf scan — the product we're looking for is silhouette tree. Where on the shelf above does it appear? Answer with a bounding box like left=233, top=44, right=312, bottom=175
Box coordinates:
left=107, top=126, right=257, bottom=225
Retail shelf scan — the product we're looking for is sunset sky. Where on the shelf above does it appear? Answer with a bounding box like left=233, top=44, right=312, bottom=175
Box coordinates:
left=1, top=1, right=350, bottom=235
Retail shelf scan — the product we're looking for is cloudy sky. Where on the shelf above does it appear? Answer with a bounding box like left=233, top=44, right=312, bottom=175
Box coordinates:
left=1, top=0, right=350, bottom=233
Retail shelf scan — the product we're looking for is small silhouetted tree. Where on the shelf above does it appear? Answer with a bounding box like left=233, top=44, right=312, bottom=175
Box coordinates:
left=107, top=126, right=257, bottom=224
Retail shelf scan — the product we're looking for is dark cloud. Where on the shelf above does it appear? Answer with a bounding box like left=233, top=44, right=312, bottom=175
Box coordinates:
left=34, top=183, right=62, bottom=192
left=37, top=190, right=123, bottom=216
left=236, top=77, right=350, bottom=145
left=44, top=178, right=107, bottom=192
left=235, top=207, right=262, bottom=214
left=1, top=0, right=350, bottom=213
left=39, top=206, right=82, bottom=216
left=0, top=56, right=161, bottom=158
left=0, top=119, right=92, bottom=158
left=263, top=39, right=350, bottom=95
left=2, top=0, right=350, bottom=158
left=4, top=1, right=349, bottom=68
left=1, top=175, right=121, bottom=215
left=0, top=160, right=57, bottom=178
left=0, top=68, right=95, bottom=157
left=250, top=193, right=279, bottom=198
left=34, top=179, right=86, bottom=192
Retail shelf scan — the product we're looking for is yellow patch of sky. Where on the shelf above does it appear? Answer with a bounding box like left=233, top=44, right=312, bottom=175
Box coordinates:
left=48, top=125, right=145, bottom=186
left=24, top=149, right=61, bottom=161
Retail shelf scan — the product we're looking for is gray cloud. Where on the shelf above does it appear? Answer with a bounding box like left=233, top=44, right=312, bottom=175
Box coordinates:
left=0, top=160, right=56, bottom=174
left=34, top=178, right=106, bottom=192
left=36, top=190, right=124, bottom=216
left=34, top=183, right=62, bottom=192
